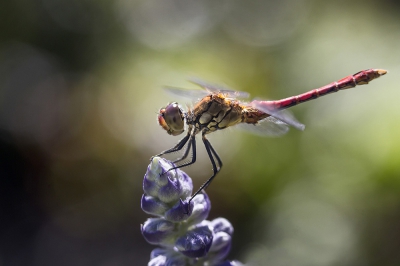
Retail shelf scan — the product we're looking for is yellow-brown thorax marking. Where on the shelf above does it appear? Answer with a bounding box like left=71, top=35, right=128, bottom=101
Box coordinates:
left=187, top=94, right=270, bottom=134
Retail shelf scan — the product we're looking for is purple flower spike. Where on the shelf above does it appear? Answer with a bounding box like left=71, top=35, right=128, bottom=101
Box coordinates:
left=141, top=157, right=243, bottom=265
left=164, top=199, right=193, bottom=222
left=141, top=218, right=176, bottom=246
left=175, top=225, right=213, bottom=258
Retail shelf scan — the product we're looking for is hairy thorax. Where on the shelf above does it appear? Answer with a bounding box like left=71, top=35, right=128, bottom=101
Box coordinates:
left=187, top=94, right=270, bottom=134
left=187, top=94, right=243, bottom=134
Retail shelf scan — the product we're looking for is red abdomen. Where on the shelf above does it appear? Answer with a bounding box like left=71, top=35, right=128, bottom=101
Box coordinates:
left=266, top=69, right=386, bottom=110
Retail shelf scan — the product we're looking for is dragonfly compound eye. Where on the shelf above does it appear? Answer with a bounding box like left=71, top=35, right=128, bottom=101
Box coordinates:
left=157, top=102, right=184, bottom=136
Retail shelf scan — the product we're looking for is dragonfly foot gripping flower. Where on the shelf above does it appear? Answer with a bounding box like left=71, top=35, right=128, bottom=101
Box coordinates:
left=141, top=157, right=243, bottom=266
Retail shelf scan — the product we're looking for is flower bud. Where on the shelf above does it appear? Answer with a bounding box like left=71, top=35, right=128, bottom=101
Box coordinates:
left=208, top=232, right=232, bottom=262
left=141, top=195, right=170, bottom=216
left=143, top=157, right=193, bottom=203
left=186, top=193, right=211, bottom=225
left=141, top=218, right=176, bottom=246
left=175, top=225, right=213, bottom=258
left=214, top=261, right=245, bottom=266
left=164, top=199, right=193, bottom=222
left=211, top=217, right=234, bottom=235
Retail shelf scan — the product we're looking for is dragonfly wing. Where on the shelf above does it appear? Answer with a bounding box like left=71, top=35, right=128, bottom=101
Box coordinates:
left=251, top=100, right=305, bottom=131
left=189, top=77, right=250, bottom=99
left=164, top=86, right=210, bottom=100
left=236, top=116, right=290, bottom=137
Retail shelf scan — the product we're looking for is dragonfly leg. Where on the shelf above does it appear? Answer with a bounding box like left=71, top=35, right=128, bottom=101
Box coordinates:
left=188, top=133, right=223, bottom=204
left=151, top=131, right=191, bottom=160
left=206, top=136, right=223, bottom=169
left=172, top=137, right=192, bottom=164
left=165, top=134, right=197, bottom=173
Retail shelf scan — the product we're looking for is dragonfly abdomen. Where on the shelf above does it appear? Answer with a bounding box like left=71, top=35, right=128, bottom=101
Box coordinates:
left=242, top=107, right=270, bottom=124
left=266, top=69, right=387, bottom=110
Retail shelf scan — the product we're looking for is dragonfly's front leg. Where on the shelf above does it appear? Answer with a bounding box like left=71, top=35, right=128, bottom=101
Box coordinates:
left=151, top=132, right=191, bottom=161
left=165, top=134, right=197, bottom=172
left=188, top=131, right=223, bottom=204
left=152, top=125, right=195, bottom=161
left=172, top=137, right=192, bottom=164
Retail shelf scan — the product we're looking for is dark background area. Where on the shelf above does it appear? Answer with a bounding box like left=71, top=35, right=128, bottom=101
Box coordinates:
left=1, top=0, right=400, bottom=265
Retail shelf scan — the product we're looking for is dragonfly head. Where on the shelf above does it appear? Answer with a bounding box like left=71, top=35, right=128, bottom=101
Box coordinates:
left=158, top=102, right=185, bottom=136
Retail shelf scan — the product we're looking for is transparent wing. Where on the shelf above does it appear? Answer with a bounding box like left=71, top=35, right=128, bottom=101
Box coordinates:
left=251, top=100, right=305, bottom=131
left=189, top=77, right=250, bottom=99
left=164, top=86, right=210, bottom=101
left=235, top=116, right=290, bottom=137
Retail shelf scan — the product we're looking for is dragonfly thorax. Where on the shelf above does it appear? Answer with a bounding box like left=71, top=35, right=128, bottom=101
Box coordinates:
left=158, top=102, right=185, bottom=136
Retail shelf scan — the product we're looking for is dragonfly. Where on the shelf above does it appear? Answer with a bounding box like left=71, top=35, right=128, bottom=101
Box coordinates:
left=154, top=69, right=387, bottom=204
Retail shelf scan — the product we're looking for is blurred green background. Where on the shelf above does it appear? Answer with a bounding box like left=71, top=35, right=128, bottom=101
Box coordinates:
left=1, top=0, right=399, bottom=265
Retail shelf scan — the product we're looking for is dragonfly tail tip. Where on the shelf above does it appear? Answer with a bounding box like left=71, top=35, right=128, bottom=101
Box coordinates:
left=374, top=69, right=387, bottom=76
